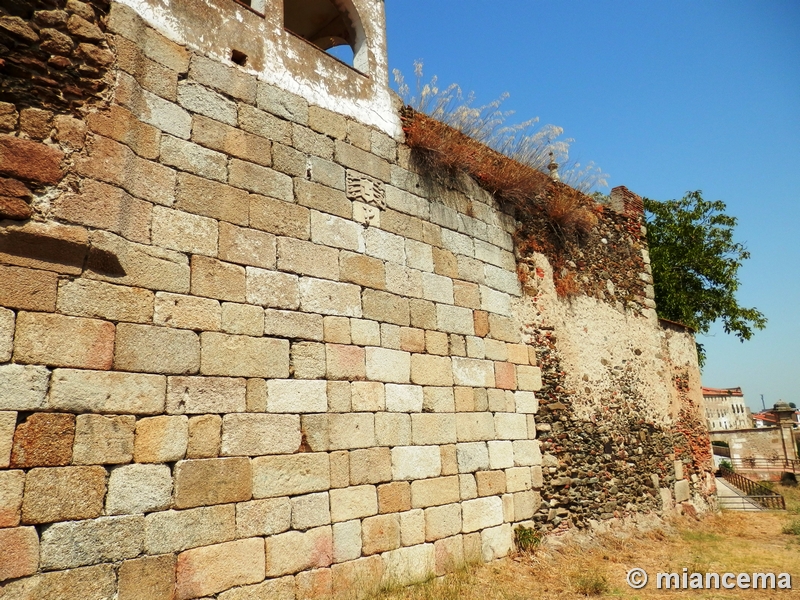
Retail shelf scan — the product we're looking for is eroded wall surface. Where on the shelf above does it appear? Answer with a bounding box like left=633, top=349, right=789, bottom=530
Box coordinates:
left=0, top=1, right=712, bottom=597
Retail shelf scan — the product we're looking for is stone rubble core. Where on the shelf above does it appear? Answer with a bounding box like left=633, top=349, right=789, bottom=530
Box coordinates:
left=0, top=0, right=713, bottom=597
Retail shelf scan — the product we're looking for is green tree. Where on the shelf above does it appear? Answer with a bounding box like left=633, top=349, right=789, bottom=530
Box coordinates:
left=643, top=191, right=766, bottom=366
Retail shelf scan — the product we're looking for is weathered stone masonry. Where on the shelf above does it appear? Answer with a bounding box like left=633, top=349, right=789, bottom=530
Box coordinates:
left=0, top=0, right=712, bottom=597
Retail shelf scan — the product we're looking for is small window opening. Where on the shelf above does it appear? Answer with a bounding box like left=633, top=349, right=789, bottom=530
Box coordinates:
left=231, top=49, right=248, bottom=66
left=284, top=0, right=366, bottom=70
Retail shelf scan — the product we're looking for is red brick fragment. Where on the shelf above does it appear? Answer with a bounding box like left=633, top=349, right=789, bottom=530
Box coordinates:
left=0, top=135, right=64, bottom=185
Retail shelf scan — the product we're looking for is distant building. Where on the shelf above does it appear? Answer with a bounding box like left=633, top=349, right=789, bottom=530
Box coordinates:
left=753, top=403, right=800, bottom=429
left=702, top=387, right=751, bottom=431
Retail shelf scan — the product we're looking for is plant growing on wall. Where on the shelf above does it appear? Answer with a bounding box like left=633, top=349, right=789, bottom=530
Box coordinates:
left=644, top=191, right=767, bottom=366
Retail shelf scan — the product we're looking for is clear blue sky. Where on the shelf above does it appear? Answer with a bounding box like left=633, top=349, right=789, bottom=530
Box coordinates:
left=385, top=0, right=800, bottom=412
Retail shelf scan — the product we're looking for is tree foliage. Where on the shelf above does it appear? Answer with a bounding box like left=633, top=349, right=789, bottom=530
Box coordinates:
left=643, top=191, right=766, bottom=366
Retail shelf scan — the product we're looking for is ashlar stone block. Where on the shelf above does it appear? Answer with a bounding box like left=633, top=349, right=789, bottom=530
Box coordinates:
left=221, top=414, right=300, bottom=456
left=252, top=453, right=330, bottom=498
left=166, top=375, right=246, bottom=414
left=144, top=504, right=235, bottom=554
left=134, top=415, right=188, bottom=463
left=173, top=457, right=252, bottom=509
left=265, top=526, right=333, bottom=578
left=39, top=515, right=144, bottom=570
left=236, top=497, right=291, bottom=538
left=176, top=538, right=266, bottom=600
left=73, top=414, right=135, bottom=465
left=391, top=446, right=441, bottom=481
left=106, top=463, right=173, bottom=515
left=0, top=469, right=24, bottom=527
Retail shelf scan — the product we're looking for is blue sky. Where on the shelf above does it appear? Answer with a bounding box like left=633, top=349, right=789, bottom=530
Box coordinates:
left=384, top=0, right=800, bottom=412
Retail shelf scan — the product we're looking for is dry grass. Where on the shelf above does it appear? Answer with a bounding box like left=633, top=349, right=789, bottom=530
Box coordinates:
left=371, top=485, right=800, bottom=599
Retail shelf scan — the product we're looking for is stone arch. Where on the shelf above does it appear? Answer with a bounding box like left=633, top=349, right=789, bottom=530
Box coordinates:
left=283, top=0, right=369, bottom=72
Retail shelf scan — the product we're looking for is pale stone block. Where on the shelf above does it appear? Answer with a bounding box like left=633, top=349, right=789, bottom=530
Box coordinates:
left=466, top=336, right=485, bottom=359
left=118, top=554, right=176, bottom=600
left=329, top=485, right=378, bottom=522
left=0, top=563, right=117, bottom=598
left=364, top=227, right=405, bottom=264
left=441, top=228, right=473, bottom=257
left=151, top=206, right=218, bottom=256
left=480, top=285, right=511, bottom=317
left=115, top=323, right=199, bottom=375
left=57, top=280, right=154, bottom=325
left=505, top=467, right=532, bottom=493
left=531, top=466, right=543, bottom=488
left=441, top=445, right=458, bottom=476
left=411, top=413, right=456, bottom=445
left=221, top=414, right=300, bottom=456
left=484, top=264, right=521, bottom=296
left=380, top=323, right=401, bottom=349
left=405, top=239, right=433, bottom=272
left=351, top=319, right=381, bottom=346
left=513, top=491, right=539, bottom=521
left=326, top=343, right=366, bottom=381
left=107, top=463, right=173, bottom=515
left=291, top=342, right=326, bottom=380
left=378, top=481, right=411, bottom=514
left=21, top=466, right=106, bottom=525
left=385, top=384, right=423, bottom=412
left=451, top=357, right=495, bottom=387
left=480, top=524, right=513, bottom=561
left=433, top=535, right=465, bottom=576
left=351, top=381, right=384, bottom=412
left=0, top=364, right=49, bottom=411
left=245, top=378, right=267, bottom=412
left=0, top=469, right=24, bottom=527
left=167, top=376, right=246, bottom=414
left=134, top=415, right=188, bottom=462
left=425, top=503, right=462, bottom=542
left=422, top=387, right=455, bottom=413
left=513, top=440, right=541, bottom=466
left=674, top=479, right=690, bottom=503
left=459, top=474, right=478, bottom=500
left=399, top=509, right=425, bottom=547
left=329, top=413, right=375, bottom=450
left=330, top=450, right=349, bottom=489
left=363, top=290, right=409, bottom=328
left=488, top=440, right=514, bottom=470
left=323, top=316, right=351, bottom=344
left=349, top=447, right=392, bottom=486
left=73, top=414, right=135, bottom=465
left=252, top=453, right=329, bottom=498
left=381, top=544, right=435, bottom=588
left=292, top=492, right=331, bottom=530
left=476, top=470, right=506, bottom=497
left=221, top=303, right=264, bottom=337
left=436, top=304, right=474, bottom=336
left=295, top=567, right=332, bottom=599
left=362, top=513, right=401, bottom=555
left=409, top=354, right=453, bottom=387
left=494, top=413, right=528, bottom=440
left=462, top=497, right=504, bottom=533
left=411, top=476, right=460, bottom=509
left=506, top=344, right=529, bottom=365
left=178, top=81, right=237, bottom=124
left=299, top=278, right=362, bottom=317
left=219, top=222, right=276, bottom=269
left=311, top=210, right=364, bottom=252
left=236, top=497, right=291, bottom=537
left=487, top=388, right=508, bottom=412
left=144, top=505, right=235, bottom=554
left=501, top=497, right=515, bottom=523
left=0, top=308, right=13, bottom=362
left=391, top=446, right=441, bottom=481
left=456, top=412, right=495, bottom=442
left=333, top=520, right=362, bottom=563
left=421, top=272, right=454, bottom=305
left=1, top=411, right=17, bottom=469
left=517, top=365, right=543, bottom=391
left=0, top=526, right=36, bottom=581
left=173, top=457, right=252, bottom=508
left=40, top=515, right=144, bottom=569
left=49, top=369, right=166, bottom=414
left=450, top=334, right=466, bottom=357
left=278, top=236, right=339, bottom=280
left=218, top=576, right=295, bottom=600
left=265, top=379, right=327, bottom=413
left=265, top=526, right=332, bottom=577
left=375, top=412, right=411, bottom=447
left=264, top=309, right=324, bottom=341
left=365, top=347, right=410, bottom=383
left=200, top=332, right=289, bottom=378
left=176, top=538, right=266, bottom=599
left=515, top=391, right=538, bottom=414
left=246, top=267, right=299, bottom=309
left=327, top=380, right=351, bottom=412
left=154, top=292, right=221, bottom=331
left=483, top=339, right=508, bottom=361
left=385, top=263, right=423, bottom=299
left=456, top=442, right=489, bottom=473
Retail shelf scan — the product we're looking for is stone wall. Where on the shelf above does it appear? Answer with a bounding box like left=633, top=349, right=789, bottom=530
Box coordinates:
left=0, top=1, right=712, bottom=598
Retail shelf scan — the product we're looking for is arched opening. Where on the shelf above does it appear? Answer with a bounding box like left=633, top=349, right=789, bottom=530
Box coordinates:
left=283, top=0, right=368, bottom=72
